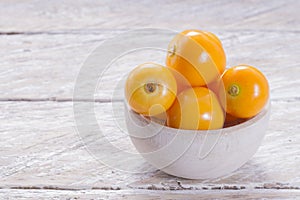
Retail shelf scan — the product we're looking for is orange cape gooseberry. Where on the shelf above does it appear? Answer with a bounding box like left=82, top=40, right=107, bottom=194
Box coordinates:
left=166, top=29, right=226, bottom=87
left=222, top=65, right=269, bottom=118
left=167, top=87, right=225, bottom=130
left=125, top=62, right=177, bottom=116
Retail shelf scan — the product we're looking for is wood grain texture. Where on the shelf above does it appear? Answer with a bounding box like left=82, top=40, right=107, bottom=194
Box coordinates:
left=1, top=189, right=300, bottom=200
left=0, top=31, right=299, bottom=100
left=0, top=101, right=299, bottom=189
left=0, top=0, right=300, bottom=198
left=0, top=0, right=299, bottom=32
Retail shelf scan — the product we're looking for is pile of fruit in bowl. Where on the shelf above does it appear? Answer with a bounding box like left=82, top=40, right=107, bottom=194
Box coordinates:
left=124, top=29, right=270, bottom=179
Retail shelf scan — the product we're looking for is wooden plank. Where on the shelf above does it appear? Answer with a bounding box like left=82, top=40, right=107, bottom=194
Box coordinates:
left=0, top=0, right=299, bottom=197
left=0, top=0, right=299, bottom=33
left=0, top=100, right=299, bottom=189
left=0, top=31, right=299, bottom=100
left=0, top=33, right=104, bottom=100
left=0, top=189, right=300, bottom=200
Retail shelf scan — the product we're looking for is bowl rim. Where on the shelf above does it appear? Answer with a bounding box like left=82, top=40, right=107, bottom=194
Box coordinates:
left=125, top=100, right=271, bottom=135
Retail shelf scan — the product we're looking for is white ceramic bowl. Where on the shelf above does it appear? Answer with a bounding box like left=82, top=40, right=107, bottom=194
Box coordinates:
left=125, top=102, right=271, bottom=179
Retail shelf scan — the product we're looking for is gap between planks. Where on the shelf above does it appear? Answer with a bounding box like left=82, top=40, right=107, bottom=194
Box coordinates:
left=0, top=97, right=123, bottom=103
left=1, top=184, right=300, bottom=192
left=0, top=97, right=298, bottom=103
left=0, top=29, right=300, bottom=36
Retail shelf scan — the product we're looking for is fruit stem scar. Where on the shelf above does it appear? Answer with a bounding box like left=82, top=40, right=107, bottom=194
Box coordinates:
left=228, top=84, right=240, bottom=96
left=168, top=45, right=176, bottom=56
left=144, top=83, right=157, bottom=93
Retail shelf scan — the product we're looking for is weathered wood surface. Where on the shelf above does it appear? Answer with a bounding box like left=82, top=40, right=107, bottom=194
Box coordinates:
left=0, top=31, right=299, bottom=100
left=1, top=0, right=300, bottom=199
left=1, top=189, right=300, bottom=200
left=0, top=101, right=300, bottom=188
left=0, top=0, right=299, bottom=32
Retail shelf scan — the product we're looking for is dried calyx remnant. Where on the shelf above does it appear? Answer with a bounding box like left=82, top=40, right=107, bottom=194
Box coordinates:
left=144, top=83, right=157, bottom=93
left=168, top=45, right=176, bottom=57
left=228, top=84, right=240, bottom=96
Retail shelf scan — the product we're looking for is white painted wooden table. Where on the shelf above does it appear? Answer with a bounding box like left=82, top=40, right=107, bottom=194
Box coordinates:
left=1, top=0, right=300, bottom=199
